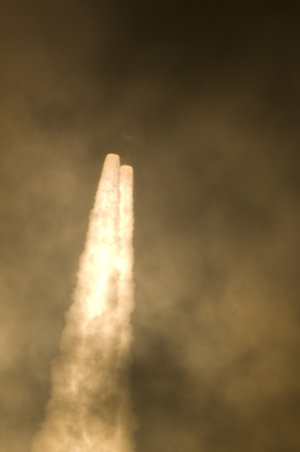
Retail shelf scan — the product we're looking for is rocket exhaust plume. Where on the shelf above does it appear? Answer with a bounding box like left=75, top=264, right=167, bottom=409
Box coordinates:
left=31, top=154, right=135, bottom=452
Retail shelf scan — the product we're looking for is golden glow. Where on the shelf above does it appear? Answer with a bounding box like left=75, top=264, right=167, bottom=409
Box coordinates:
left=31, top=154, right=135, bottom=452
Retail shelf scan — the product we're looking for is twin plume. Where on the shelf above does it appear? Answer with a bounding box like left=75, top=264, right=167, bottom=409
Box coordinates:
left=32, top=154, right=135, bottom=452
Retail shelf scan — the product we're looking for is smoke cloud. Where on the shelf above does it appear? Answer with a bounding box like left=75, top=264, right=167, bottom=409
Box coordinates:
left=31, top=154, right=135, bottom=452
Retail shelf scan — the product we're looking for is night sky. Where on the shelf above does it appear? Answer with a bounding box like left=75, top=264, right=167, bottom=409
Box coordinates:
left=0, top=1, right=299, bottom=451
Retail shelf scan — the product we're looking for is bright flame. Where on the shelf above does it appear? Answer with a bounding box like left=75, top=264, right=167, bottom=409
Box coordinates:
left=31, top=154, right=135, bottom=452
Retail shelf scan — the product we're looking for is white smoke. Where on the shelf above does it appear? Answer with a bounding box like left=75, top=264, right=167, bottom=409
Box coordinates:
left=31, top=154, right=135, bottom=452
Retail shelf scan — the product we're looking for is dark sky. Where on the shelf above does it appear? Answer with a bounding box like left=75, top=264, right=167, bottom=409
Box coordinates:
left=0, top=1, right=299, bottom=451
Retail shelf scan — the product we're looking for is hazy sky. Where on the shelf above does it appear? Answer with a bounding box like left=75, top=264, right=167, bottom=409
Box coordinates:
left=0, top=2, right=299, bottom=451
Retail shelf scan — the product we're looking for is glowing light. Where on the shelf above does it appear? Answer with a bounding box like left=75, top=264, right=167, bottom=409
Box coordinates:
left=31, top=154, right=135, bottom=452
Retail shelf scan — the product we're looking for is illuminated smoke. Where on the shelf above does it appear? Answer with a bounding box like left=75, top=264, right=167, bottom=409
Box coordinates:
left=31, top=154, right=135, bottom=452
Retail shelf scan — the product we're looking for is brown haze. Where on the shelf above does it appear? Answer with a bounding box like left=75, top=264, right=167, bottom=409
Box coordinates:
left=0, top=2, right=299, bottom=452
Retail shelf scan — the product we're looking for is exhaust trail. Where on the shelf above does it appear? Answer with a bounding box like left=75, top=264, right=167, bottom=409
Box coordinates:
left=31, top=154, right=135, bottom=452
